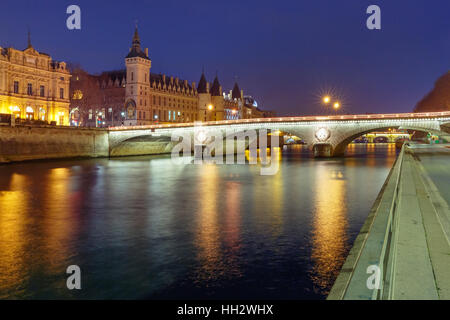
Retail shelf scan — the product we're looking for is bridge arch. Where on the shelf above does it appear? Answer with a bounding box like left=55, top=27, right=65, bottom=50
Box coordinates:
left=109, top=134, right=177, bottom=157
left=332, top=125, right=448, bottom=156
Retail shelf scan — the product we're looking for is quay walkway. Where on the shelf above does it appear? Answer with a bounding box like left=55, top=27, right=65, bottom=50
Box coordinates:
left=328, top=143, right=450, bottom=300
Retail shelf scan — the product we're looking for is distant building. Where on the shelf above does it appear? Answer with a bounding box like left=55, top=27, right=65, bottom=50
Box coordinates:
left=69, top=27, right=273, bottom=127
left=0, top=34, right=71, bottom=125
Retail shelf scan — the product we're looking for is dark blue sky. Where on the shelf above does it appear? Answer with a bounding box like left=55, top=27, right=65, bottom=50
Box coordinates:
left=1, top=0, right=449, bottom=115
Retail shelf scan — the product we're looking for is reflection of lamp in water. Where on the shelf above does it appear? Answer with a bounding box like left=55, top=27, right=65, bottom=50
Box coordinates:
left=310, top=166, right=349, bottom=295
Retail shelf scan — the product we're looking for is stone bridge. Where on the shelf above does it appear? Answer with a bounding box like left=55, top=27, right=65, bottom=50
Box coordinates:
left=108, top=111, right=450, bottom=157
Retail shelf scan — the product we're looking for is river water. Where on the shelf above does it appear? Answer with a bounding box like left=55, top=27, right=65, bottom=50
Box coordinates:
left=0, top=144, right=397, bottom=299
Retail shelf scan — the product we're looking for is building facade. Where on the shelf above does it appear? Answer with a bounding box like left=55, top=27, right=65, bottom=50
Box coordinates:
left=70, top=27, right=273, bottom=127
left=0, top=37, right=71, bottom=125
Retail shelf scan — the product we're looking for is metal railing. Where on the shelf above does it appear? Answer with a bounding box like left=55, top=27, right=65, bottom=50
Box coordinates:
left=374, top=144, right=405, bottom=299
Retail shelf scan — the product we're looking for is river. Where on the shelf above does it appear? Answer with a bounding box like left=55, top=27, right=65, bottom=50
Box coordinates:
left=0, top=144, right=397, bottom=299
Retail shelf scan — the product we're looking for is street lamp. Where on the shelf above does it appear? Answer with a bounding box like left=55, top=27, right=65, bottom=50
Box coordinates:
left=322, top=95, right=341, bottom=112
left=208, top=104, right=213, bottom=110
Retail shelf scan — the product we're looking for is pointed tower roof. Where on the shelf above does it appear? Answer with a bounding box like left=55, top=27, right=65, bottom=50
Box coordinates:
left=126, top=26, right=150, bottom=60
left=27, top=28, right=32, bottom=49
left=210, top=75, right=221, bottom=96
left=197, top=72, right=208, bottom=93
left=232, top=82, right=241, bottom=100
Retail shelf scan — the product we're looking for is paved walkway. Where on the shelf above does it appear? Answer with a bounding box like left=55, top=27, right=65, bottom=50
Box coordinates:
left=396, top=144, right=450, bottom=299
left=328, top=143, right=450, bottom=300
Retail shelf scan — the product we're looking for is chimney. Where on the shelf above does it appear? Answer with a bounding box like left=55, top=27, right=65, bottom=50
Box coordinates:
left=162, top=74, right=166, bottom=82
left=241, top=89, right=244, bottom=99
left=184, top=79, right=188, bottom=87
left=145, top=48, right=148, bottom=57
left=206, top=82, right=210, bottom=93
left=192, top=81, right=196, bottom=89
left=175, top=77, right=179, bottom=85
left=219, top=85, right=223, bottom=95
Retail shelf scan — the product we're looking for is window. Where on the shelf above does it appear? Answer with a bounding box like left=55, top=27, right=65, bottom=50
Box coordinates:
left=143, top=111, right=146, bottom=119
left=131, top=72, right=134, bottom=81
left=27, top=83, right=32, bottom=95
left=168, top=111, right=171, bottom=120
left=40, top=86, right=45, bottom=97
left=60, top=88, right=64, bottom=99
left=14, top=81, right=19, bottom=94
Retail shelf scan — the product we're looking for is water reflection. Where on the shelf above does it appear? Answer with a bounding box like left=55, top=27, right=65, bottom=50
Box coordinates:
left=194, top=165, right=223, bottom=284
left=41, top=168, right=78, bottom=275
left=310, top=163, right=349, bottom=295
left=0, top=174, right=29, bottom=298
left=0, top=144, right=397, bottom=299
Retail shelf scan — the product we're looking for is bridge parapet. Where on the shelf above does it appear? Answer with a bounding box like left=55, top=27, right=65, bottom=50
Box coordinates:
left=107, top=112, right=450, bottom=158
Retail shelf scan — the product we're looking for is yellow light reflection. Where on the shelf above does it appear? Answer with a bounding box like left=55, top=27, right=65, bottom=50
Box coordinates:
left=310, top=164, right=349, bottom=295
left=194, top=165, right=224, bottom=282
left=0, top=174, right=30, bottom=298
left=41, top=168, right=78, bottom=275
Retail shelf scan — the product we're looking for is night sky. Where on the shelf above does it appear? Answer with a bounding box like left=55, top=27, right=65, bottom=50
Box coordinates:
left=1, top=0, right=449, bottom=115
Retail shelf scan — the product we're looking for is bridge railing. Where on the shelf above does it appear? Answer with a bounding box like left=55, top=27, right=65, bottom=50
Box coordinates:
left=108, top=111, right=450, bottom=131
left=327, top=144, right=406, bottom=300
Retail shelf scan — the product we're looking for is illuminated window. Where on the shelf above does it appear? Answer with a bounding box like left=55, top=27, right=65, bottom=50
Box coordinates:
left=72, top=90, right=83, bottom=100
left=26, top=106, right=34, bottom=120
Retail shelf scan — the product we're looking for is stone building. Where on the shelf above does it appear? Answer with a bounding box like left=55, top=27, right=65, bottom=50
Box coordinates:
left=0, top=35, right=70, bottom=125
left=70, top=27, right=273, bottom=127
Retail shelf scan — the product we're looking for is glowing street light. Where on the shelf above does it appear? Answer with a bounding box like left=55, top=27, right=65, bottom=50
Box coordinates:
left=323, top=96, right=330, bottom=104
left=333, top=102, right=340, bottom=109
left=208, top=104, right=213, bottom=110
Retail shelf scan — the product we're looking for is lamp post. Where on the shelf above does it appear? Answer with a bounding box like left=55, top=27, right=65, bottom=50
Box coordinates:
left=322, top=96, right=341, bottom=113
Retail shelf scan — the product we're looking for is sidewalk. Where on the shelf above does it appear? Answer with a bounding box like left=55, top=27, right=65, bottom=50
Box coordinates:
left=395, top=145, right=450, bottom=299
left=328, top=144, right=450, bottom=300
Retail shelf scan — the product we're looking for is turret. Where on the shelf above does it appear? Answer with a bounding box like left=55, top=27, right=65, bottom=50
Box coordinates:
left=124, top=26, right=151, bottom=126
left=210, top=75, right=224, bottom=121
left=197, top=72, right=212, bottom=121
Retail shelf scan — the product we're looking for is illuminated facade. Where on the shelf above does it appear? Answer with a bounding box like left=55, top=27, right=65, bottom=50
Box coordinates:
left=0, top=37, right=70, bottom=125
left=70, top=27, right=273, bottom=127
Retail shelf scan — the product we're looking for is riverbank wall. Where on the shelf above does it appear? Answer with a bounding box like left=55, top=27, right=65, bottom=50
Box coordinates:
left=0, top=124, right=109, bottom=163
